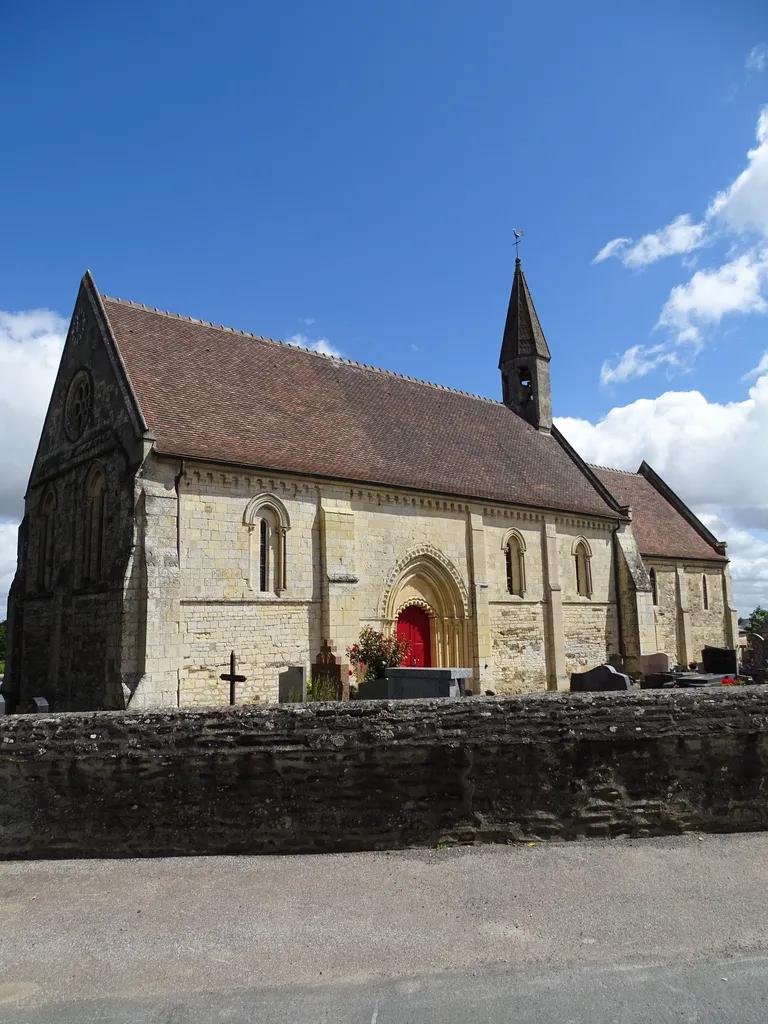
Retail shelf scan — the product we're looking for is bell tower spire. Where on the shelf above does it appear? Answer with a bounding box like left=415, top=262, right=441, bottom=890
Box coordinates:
left=498, top=246, right=552, bottom=432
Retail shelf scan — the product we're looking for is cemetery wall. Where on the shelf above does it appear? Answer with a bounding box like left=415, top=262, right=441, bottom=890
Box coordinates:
left=2, top=689, right=767, bottom=859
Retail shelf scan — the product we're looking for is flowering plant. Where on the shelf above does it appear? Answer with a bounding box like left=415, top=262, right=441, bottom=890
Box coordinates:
left=347, top=627, right=410, bottom=682
left=721, top=677, right=742, bottom=686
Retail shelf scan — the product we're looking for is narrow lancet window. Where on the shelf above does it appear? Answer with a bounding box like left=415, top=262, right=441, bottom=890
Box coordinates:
left=504, top=534, right=526, bottom=597
left=650, top=568, right=658, bottom=606
left=702, top=574, right=709, bottom=610
left=574, top=540, right=592, bottom=598
left=259, top=517, right=268, bottom=592
left=84, top=467, right=107, bottom=582
left=38, top=488, right=56, bottom=590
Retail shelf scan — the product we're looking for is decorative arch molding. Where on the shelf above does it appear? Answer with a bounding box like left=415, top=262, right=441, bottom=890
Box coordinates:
left=243, top=492, right=291, bottom=594
left=380, top=544, right=469, bottom=620
left=380, top=545, right=470, bottom=670
left=243, top=492, right=291, bottom=530
left=571, top=535, right=593, bottom=557
left=500, top=527, right=527, bottom=552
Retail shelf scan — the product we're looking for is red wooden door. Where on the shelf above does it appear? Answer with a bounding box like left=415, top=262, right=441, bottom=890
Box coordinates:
left=396, top=606, right=432, bottom=667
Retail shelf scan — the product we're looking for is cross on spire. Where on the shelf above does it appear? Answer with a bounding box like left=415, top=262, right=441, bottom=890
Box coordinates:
left=513, top=228, right=524, bottom=262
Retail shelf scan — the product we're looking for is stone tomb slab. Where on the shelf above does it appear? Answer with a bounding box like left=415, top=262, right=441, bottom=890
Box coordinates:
left=278, top=666, right=307, bottom=703
left=570, top=664, right=632, bottom=693
left=638, top=652, right=672, bottom=676
left=702, top=646, right=738, bottom=676
left=359, top=667, right=473, bottom=700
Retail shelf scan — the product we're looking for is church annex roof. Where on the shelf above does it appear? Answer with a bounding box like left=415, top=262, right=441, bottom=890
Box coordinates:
left=591, top=464, right=727, bottom=562
left=98, top=288, right=622, bottom=519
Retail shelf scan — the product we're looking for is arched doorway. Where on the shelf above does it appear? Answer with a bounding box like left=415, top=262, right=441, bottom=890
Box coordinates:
left=397, top=605, right=432, bottom=666
left=381, top=546, right=469, bottom=669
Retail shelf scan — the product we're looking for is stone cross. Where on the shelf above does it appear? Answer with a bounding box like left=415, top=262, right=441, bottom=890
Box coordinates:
left=220, top=651, right=247, bottom=706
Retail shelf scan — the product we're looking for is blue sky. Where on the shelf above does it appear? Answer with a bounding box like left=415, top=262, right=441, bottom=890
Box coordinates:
left=2, top=0, right=768, bottom=614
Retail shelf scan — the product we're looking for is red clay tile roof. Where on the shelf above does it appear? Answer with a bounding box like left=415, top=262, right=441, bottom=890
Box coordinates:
left=592, top=466, right=726, bottom=562
left=102, top=297, right=621, bottom=518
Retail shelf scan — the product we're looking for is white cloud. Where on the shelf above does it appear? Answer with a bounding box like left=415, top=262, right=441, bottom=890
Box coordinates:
left=593, top=107, right=768, bottom=382
left=592, top=216, right=707, bottom=268
left=592, top=237, right=632, bottom=263
left=0, top=310, right=66, bottom=521
left=299, top=317, right=316, bottom=326
left=600, top=344, right=679, bottom=385
left=287, top=332, right=343, bottom=358
left=746, top=44, right=768, bottom=74
left=707, top=108, right=768, bottom=237
left=557, top=370, right=768, bottom=611
left=657, top=250, right=768, bottom=342
left=0, top=308, right=66, bottom=618
left=743, top=350, right=768, bottom=381
left=0, top=521, right=19, bottom=620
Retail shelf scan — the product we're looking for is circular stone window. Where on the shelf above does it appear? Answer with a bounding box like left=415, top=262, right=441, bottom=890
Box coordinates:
left=65, top=369, right=92, bottom=441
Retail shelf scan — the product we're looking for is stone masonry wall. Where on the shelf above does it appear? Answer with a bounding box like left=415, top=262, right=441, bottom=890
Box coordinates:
left=129, top=455, right=625, bottom=707
left=6, top=282, right=145, bottom=712
left=647, top=559, right=730, bottom=666
left=1, top=689, right=767, bottom=859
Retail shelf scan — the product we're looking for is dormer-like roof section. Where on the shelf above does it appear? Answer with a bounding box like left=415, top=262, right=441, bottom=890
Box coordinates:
left=498, top=259, right=551, bottom=366
left=98, top=291, right=620, bottom=518
left=592, top=464, right=727, bottom=562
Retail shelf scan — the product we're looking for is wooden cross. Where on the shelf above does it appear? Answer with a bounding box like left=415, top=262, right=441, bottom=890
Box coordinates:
left=220, top=650, right=247, bottom=706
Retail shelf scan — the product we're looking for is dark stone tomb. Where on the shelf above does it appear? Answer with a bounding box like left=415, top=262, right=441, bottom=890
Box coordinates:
left=570, top=664, right=632, bottom=693
left=702, top=646, right=738, bottom=676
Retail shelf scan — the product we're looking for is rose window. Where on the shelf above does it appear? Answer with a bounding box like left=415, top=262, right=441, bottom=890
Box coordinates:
left=65, top=370, right=92, bottom=440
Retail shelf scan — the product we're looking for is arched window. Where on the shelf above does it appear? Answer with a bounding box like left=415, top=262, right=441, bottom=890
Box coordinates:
left=649, top=568, right=658, bottom=606
left=37, top=487, right=57, bottom=590
left=243, top=492, right=291, bottom=595
left=702, top=574, right=709, bottom=610
left=83, top=466, right=107, bottom=582
left=502, top=530, right=526, bottom=597
left=573, top=538, right=593, bottom=598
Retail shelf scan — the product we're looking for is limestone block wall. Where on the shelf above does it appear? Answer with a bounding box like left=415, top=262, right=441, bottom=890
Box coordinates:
left=557, top=522, right=619, bottom=675
left=647, top=559, right=731, bottom=666
left=125, top=457, right=630, bottom=706
left=2, top=689, right=768, bottom=859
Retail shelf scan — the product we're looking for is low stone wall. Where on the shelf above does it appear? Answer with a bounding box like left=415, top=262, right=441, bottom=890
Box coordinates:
left=1, top=690, right=767, bottom=859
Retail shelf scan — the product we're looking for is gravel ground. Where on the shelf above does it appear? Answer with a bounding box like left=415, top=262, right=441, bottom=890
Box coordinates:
left=1, top=833, right=768, bottom=1021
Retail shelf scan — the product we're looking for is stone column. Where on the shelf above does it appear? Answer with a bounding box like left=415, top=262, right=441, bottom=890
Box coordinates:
left=722, top=563, right=739, bottom=649
left=129, top=476, right=181, bottom=708
left=542, top=520, right=568, bottom=691
left=468, top=511, right=491, bottom=694
left=320, top=501, right=359, bottom=660
left=676, top=566, right=693, bottom=666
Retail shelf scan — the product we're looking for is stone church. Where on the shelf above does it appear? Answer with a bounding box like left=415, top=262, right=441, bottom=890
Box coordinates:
left=5, top=262, right=738, bottom=710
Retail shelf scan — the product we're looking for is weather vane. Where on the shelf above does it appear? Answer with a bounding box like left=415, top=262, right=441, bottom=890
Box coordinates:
left=513, top=229, right=524, bottom=260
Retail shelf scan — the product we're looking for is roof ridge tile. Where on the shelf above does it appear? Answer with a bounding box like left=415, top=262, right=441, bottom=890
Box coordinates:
left=101, top=293, right=505, bottom=406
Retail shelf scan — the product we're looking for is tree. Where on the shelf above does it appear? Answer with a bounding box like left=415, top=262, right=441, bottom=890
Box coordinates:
left=744, top=606, right=768, bottom=637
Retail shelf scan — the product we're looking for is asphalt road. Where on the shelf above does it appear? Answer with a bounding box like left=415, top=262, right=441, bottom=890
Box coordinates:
left=2, top=834, right=768, bottom=1022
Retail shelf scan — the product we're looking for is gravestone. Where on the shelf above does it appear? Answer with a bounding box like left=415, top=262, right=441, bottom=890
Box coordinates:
left=638, top=652, right=672, bottom=675
left=31, top=696, right=50, bottom=713
left=0, top=695, right=5, bottom=715
left=570, top=664, right=632, bottom=693
left=312, top=640, right=346, bottom=700
left=359, top=667, right=472, bottom=700
left=702, top=646, right=738, bottom=676
left=279, top=666, right=307, bottom=703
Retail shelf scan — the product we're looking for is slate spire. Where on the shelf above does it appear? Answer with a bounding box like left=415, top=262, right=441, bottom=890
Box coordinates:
left=499, top=258, right=551, bottom=366
left=498, top=258, right=553, bottom=432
